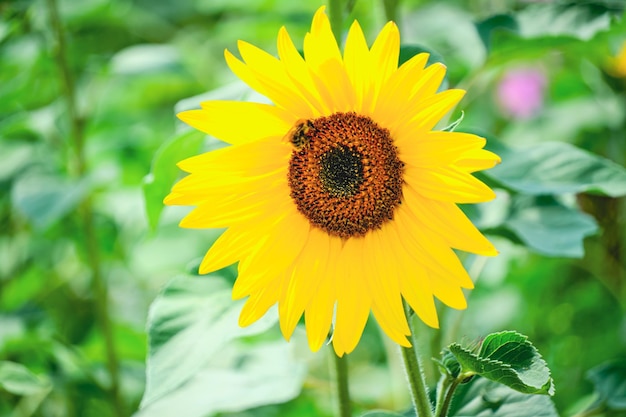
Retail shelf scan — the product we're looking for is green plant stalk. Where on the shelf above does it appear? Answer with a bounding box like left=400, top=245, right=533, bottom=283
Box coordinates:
left=401, top=303, right=434, bottom=417
left=382, top=0, right=401, bottom=23
left=45, top=0, right=125, bottom=415
left=332, top=351, right=352, bottom=417
left=433, top=376, right=461, bottom=417
left=328, top=0, right=344, bottom=43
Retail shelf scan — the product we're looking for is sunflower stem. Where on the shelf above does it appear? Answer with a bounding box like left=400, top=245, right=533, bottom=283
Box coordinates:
left=327, top=0, right=345, bottom=43
left=46, top=1, right=124, bottom=416
left=332, top=351, right=352, bottom=417
left=401, top=302, right=434, bottom=417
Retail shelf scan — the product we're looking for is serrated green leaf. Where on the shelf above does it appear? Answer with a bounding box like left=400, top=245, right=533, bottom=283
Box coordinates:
left=435, top=348, right=461, bottom=379
left=485, top=140, right=626, bottom=197
left=586, top=360, right=626, bottom=410
left=503, top=195, right=598, bottom=258
left=142, top=130, right=205, bottom=230
left=449, top=331, right=554, bottom=395
left=0, top=361, right=51, bottom=396
left=138, top=275, right=306, bottom=417
left=451, top=377, right=559, bottom=417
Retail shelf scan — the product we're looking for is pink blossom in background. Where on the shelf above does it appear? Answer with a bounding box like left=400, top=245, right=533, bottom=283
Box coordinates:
left=496, top=68, right=547, bottom=119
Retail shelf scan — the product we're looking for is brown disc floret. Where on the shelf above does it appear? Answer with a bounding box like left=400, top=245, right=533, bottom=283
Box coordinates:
left=287, top=112, right=404, bottom=239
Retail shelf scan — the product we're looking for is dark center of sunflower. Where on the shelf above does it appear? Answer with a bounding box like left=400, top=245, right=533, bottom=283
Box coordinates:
left=287, top=112, right=404, bottom=239
left=319, top=146, right=363, bottom=197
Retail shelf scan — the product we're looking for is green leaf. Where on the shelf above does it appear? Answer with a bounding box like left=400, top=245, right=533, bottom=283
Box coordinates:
left=450, top=377, right=559, bottom=417
left=503, top=196, right=598, bottom=258
left=586, top=360, right=626, bottom=410
left=434, top=347, right=462, bottom=379
left=142, top=130, right=205, bottom=230
left=515, top=3, right=613, bottom=41
left=360, top=412, right=405, bottom=417
left=475, top=14, right=518, bottom=51
left=111, top=44, right=184, bottom=75
left=449, top=331, right=554, bottom=395
left=0, top=361, right=51, bottom=396
left=443, top=111, right=464, bottom=132
left=11, top=174, right=89, bottom=230
left=0, top=141, right=35, bottom=181
left=138, top=275, right=306, bottom=416
left=485, top=140, right=626, bottom=197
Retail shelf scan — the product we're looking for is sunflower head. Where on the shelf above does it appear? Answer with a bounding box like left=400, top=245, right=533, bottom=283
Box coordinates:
left=166, top=7, right=500, bottom=356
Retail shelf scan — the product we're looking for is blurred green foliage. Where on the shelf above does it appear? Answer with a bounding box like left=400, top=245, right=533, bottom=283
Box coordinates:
left=1, top=0, right=626, bottom=416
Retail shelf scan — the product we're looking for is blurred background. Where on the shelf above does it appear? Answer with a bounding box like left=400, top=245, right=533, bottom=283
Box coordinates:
left=1, top=0, right=625, bottom=416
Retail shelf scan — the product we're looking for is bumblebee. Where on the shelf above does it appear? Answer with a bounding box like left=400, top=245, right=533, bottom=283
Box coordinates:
left=286, top=119, right=314, bottom=149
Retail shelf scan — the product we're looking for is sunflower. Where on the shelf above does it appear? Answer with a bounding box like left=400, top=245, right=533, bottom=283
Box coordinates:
left=166, top=7, right=500, bottom=356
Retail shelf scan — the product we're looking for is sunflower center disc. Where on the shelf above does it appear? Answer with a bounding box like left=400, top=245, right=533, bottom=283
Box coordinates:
left=319, top=146, right=364, bottom=197
left=287, top=112, right=404, bottom=239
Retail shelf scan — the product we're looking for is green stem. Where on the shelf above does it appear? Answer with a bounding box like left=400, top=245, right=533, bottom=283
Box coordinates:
left=434, top=377, right=461, bottom=417
left=433, top=377, right=449, bottom=417
left=382, top=0, right=400, bottom=23
left=332, top=352, right=352, bottom=417
left=327, top=0, right=344, bottom=42
left=401, top=303, right=434, bottom=417
left=45, top=1, right=125, bottom=416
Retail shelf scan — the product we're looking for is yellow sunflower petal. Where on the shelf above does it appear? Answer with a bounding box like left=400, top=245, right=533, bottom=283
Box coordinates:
left=402, top=186, right=497, bottom=256
left=239, top=276, right=285, bottom=326
left=365, top=229, right=410, bottom=334
left=405, top=163, right=496, bottom=203
left=238, top=210, right=309, bottom=288
left=373, top=53, right=429, bottom=124
left=199, top=225, right=259, bottom=274
left=302, top=8, right=357, bottom=112
left=387, top=65, right=449, bottom=135
left=428, top=271, right=468, bottom=310
left=165, top=172, right=279, bottom=206
left=310, top=56, right=357, bottom=113
left=455, top=148, right=501, bottom=172
left=380, top=224, right=439, bottom=329
left=399, top=131, right=486, bottom=167
left=176, top=135, right=289, bottom=175
left=333, top=238, right=371, bottom=357
left=179, top=181, right=289, bottom=229
left=304, top=236, right=341, bottom=352
left=177, top=102, right=292, bottom=145
left=237, top=40, right=320, bottom=118
left=304, top=6, right=342, bottom=67
left=343, top=20, right=370, bottom=110
left=365, top=22, right=400, bottom=112
left=394, top=205, right=474, bottom=289
left=279, top=228, right=329, bottom=341
left=365, top=230, right=411, bottom=346
left=277, top=27, right=327, bottom=115
left=225, top=48, right=312, bottom=118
